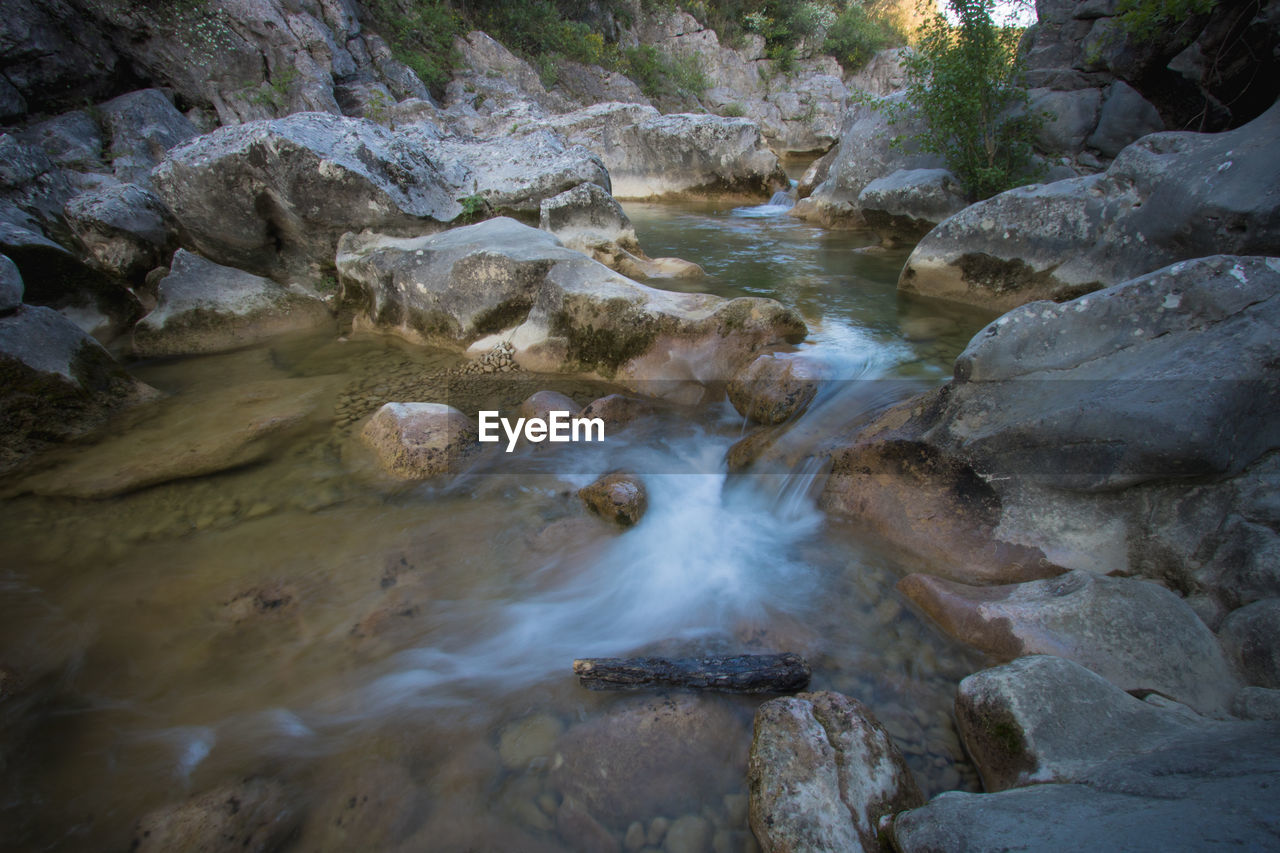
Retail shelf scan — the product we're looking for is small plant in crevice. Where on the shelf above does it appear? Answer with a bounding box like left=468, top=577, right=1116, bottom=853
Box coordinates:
left=456, top=193, right=493, bottom=225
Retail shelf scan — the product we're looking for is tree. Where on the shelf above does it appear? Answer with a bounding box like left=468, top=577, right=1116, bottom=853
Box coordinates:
left=895, top=0, right=1041, bottom=201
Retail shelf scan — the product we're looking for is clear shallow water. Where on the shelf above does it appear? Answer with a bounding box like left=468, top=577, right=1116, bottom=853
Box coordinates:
left=0, top=202, right=998, bottom=852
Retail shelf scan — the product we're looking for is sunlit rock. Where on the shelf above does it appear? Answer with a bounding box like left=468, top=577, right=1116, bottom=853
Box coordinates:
left=360, top=402, right=480, bottom=479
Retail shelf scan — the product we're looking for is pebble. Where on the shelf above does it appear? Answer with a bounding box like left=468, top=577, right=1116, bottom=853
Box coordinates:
left=646, top=816, right=669, bottom=846
left=537, top=792, right=559, bottom=817
left=665, top=814, right=712, bottom=853
left=497, top=713, right=564, bottom=771
left=625, top=821, right=646, bottom=851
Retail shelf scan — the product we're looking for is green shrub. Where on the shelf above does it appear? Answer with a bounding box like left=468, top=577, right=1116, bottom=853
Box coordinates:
left=364, top=0, right=463, bottom=96
left=892, top=0, right=1041, bottom=201
left=619, top=45, right=709, bottom=101
left=1113, top=0, right=1217, bottom=40
left=720, top=102, right=748, bottom=116
left=824, top=3, right=905, bottom=71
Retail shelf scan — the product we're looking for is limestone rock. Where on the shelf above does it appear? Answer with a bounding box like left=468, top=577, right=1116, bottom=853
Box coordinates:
left=293, top=760, right=424, bottom=852
left=98, top=89, right=199, bottom=190
left=517, top=390, right=580, bottom=423
left=1029, top=87, right=1102, bottom=154
left=0, top=253, right=21, bottom=313
left=898, top=570, right=1240, bottom=714
left=63, top=183, right=177, bottom=281
left=1218, top=599, right=1280, bottom=689
left=14, top=109, right=104, bottom=171
left=1086, top=81, right=1164, bottom=158
left=578, top=394, right=652, bottom=430
left=336, top=218, right=805, bottom=392
left=131, top=778, right=299, bottom=853
left=152, top=112, right=458, bottom=282
left=541, top=103, right=788, bottom=199
left=1234, top=687, right=1280, bottom=721
left=578, top=471, right=647, bottom=526
left=727, top=352, right=819, bottom=425
left=361, top=402, right=479, bottom=479
left=133, top=250, right=331, bottom=356
left=0, top=304, right=156, bottom=473
left=899, top=102, right=1280, bottom=311
left=856, top=168, right=969, bottom=246
left=749, top=691, right=923, bottom=852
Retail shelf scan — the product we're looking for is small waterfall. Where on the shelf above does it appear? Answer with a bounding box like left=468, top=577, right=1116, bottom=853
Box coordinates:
left=768, top=189, right=796, bottom=208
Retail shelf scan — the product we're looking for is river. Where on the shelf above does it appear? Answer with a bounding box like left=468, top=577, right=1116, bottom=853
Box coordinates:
left=0, top=197, right=999, bottom=851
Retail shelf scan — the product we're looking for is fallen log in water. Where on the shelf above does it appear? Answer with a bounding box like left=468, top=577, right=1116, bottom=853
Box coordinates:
left=572, top=653, right=811, bottom=694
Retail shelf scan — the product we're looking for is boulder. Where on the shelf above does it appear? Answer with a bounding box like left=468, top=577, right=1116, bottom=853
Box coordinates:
left=14, top=377, right=324, bottom=499
left=578, top=394, right=651, bottom=429
left=954, top=655, right=1218, bottom=791
left=578, top=470, right=647, bottom=526
left=133, top=250, right=332, bottom=356
left=550, top=59, right=651, bottom=110
left=0, top=133, right=76, bottom=230
left=98, top=89, right=199, bottom=189
left=791, top=95, right=945, bottom=228
left=1028, top=87, right=1102, bottom=154
left=445, top=30, right=578, bottom=120
left=856, top=168, right=970, bottom=246
left=131, top=778, right=299, bottom=853
left=361, top=402, right=480, bottom=479
left=548, top=694, right=748, bottom=828
left=293, top=760, right=424, bottom=851
left=898, top=571, right=1240, bottom=715
left=1218, top=599, right=1280, bottom=689
left=152, top=112, right=458, bottom=283
left=538, top=182, right=703, bottom=280
left=541, top=102, right=788, bottom=199
left=336, top=218, right=805, bottom=392
left=0, top=253, right=21, bottom=313
left=727, top=351, right=820, bottom=425
left=14, top=109, right=104, bottom=171
left=749, top=691, right=923, bottom=853
left=892, top=658, right=1280, bottom=852
left=846, top=48, right=909, bottom=97
left=0, top=304, right=156, bottom=473
left=899, top=102, right=1280, bottom=311
left=1234, top=687, right=1280, bottom=721
left=1085, top=81, right=1164, bottom=158
left=517, top=390, right=580, bottom=423
left=63, top=183, right=177, bottom=281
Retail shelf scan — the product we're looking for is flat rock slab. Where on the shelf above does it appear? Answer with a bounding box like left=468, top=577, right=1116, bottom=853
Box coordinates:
left=17, top=377, right=326, bottom=498
left=573, top=653, right=810, bottom=693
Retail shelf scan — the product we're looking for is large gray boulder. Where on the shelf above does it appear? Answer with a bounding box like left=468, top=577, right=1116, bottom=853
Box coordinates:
left=1218, top=599, right=1280, bottom=689
left=336, top=217, right=805, bottom=393
left=822, top=255, right=1280, bottom=610
left=891, top=656, right=1280, bottom=852
left=749, top=691, right=923, bottom=853
left=63, top=183, right=177, bottom=281
left=540, top=102, right=788, bottom=199
left=856, top=168, right=969, bottom=246
left=98, top=89, right=199, bottom=189
left=152, top=112, right=458, bottom=283
left=0, top=253, right=21, bottom=313
left=14, top=109, right=105, bottom=171
left=899, top=571, right=1240, bottom=715
left=790, top=95, right=945, bottom=228
left=899, top=102, right=1280, bottom=311
left=0, top=304, right=156, bottom=472
left=133, top=250, right=331, bottom=356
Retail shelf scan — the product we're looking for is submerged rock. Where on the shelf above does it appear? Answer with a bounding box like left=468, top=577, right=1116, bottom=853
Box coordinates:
left=899, top=570, right=1240, bottom=716
left=517, top=390, right=579, bottom=422
left=578, top=471, right=647, bottom=527
left=361, top=402, right=479, bottom=479
left=749, top=691, right=923, bottom=853
left=131, top=778, right=299, bottom=853
left=337, top=218, right=805, bottom=393
left=899, top=102, right=1280, bottom=311
left=133, top=250, right=332, bottom=356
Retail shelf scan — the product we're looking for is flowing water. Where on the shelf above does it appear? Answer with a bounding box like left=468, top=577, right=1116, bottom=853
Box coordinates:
left=0, top=198, right=999, bottom=852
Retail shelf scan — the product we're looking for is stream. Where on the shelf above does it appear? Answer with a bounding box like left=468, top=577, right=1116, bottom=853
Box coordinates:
left=0, top=196, right=1000, bottom=851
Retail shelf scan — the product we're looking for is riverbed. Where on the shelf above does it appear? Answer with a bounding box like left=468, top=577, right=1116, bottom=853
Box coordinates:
left=0, top=199, right=998, bottom=851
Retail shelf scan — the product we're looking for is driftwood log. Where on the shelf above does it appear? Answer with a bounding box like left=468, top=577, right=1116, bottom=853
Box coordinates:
left=572, top=653, right=811, bottom=694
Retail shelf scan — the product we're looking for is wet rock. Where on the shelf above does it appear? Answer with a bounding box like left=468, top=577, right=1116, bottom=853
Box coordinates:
left=152, top=112, right=457, bottom=282
left=498, top=713, right=565, bottom=771
left=727, top=352, right=820, bottom=425
left=749, top=691, right=923, bottom=852
left=133, top=250, right=332, bottom=357
left=954, top=655, right=1214, bottom=791
left=1218, top=599, right=1280, bottom=689
left=337, top=218, right=805, bottom=390
left=518, top=390, right=579, bottom=422
left=98, top=89, right=199, bottom=190
left=664, top=814, right=712, bottom=853
left=579, top=394, right=652, bottom=430
left=791, top=95, right=944, bottom=229
left=131, top=778, right=299, bottom=853
left=349, top=583, right=430, bottom=651
left=557, top=795, right=621, bottom=853
left=857, top=168, right=970, bottom=246
left=63, top=183, right=178, bottom=282
left=541, top=103, right=788, bottom=200
left=0, top=253, right=21, bottom=313
left=0, top=304, right=156, bottom=474
left=899, top=103, right=1280, bottom=311
left=15, top=377, right=323, bottom=498
left=360, top=402, right=479, bottom=479
left=219, top=581, right=298, bottom=624
left=549, top=694, right=748, bottom=827
left=578, top=471, right=648, bottom=527
left=899, top=571, right=1240, bottom=715
left=294, top=759, right=423, bottom=852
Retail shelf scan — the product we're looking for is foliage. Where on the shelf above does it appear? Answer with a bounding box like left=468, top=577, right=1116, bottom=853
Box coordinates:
left=892, top=0, right=1041, bottom=201
left=618, top=45, right=709, bottom=101
left=823, top=3, right=906, bottom=71
left=1113, top=0, right=1217, bottom=40
left=363, top=0, right=464, bottom=96
left=456, top=193, right=493, bottom=224
left=719, top=102, right=748, bottom=116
